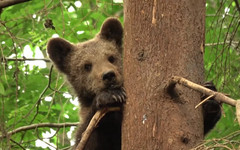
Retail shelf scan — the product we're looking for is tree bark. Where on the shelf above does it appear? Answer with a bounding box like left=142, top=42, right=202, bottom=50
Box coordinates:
left=123, top=0, right=206, bottom=149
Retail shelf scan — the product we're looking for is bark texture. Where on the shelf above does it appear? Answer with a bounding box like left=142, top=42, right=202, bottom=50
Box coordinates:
left=123, top=0, right=206, bottom=149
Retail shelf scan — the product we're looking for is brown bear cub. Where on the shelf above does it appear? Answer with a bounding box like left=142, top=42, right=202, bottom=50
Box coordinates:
left=47, top=18, right=126, bottom=150
left=47, top=17, right=221, bottom=149
left=202, top=82, right=222, bottom=135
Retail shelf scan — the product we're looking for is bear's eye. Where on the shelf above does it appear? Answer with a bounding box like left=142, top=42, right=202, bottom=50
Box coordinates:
left=108, top=56, right=115, bottom=64
left=84, top=63, right=92, bottom=72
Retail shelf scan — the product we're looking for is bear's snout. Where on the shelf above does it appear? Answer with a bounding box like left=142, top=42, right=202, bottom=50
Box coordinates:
left=102, top=71, right=116, bottom=82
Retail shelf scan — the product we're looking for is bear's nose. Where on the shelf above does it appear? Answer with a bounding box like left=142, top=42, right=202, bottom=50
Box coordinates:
left=102, top=71, right=116, bottom=82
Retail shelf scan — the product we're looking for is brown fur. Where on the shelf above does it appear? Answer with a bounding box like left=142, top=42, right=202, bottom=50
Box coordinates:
left=47, top=18, right=125, bottom=150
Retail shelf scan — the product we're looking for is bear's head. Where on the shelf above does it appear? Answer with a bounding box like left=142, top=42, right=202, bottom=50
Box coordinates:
left=47, top=18, right=123, bottom=105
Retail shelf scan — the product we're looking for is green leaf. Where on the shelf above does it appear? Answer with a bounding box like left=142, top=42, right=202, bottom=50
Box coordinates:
left=0, top=82, right=5, bottom=95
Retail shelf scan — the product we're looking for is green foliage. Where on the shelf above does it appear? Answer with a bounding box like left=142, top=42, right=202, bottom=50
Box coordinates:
left=0, top=0, right=123, bottom=149
left=204, top=0, right=240, bottom=148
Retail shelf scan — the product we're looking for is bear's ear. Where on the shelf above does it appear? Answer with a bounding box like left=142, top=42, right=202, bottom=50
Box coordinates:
left=47, top=38, right=73, bottom=73
left=99, top=18, right=123, bottom=47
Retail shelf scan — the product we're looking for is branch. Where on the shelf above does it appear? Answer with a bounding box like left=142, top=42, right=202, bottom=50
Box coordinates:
left=205, top=41, right=239, bottom=47
left=1, top=57, right=51, bottom=62
left=192, top=131, right=240, bottom=149
left=0, top=0, right=31, bottom=9
left=195, top=94, right=215, bottom=108
left=29, top=65, right=53, bottom=124
left=10, top=139, right=25, bottom=149
left=166, top=76, right=237, bottom=107
left=76, top=107, right=121, bottom=150
left=233, top=0, right=240, bottom=15
left=0, top=122, right=78, bottom=138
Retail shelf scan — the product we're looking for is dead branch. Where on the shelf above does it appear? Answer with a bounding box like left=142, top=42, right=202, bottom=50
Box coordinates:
left=76, top=107, right=121, bottom=150
left=0, top=122, right=78, bottom=138
left=195, top=94, right=215, bottom=108
left=166, top=76, right=237, bottom=107
left=0, top=0, right=31, bottom=9
left=191, top=130, right=240, bottom=150
left=205, top=41, right=239, bottom=47
left=1, top=57, right=51, bottom=62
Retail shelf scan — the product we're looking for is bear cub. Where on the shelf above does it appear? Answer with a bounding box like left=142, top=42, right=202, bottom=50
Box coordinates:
left=202, top=81, right=222, bottom=135
left=47, top=17, right=222, bottom=150
left=47, top=18, right=126, bottom=150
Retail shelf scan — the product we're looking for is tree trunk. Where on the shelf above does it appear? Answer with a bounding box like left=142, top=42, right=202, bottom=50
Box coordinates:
left=122, top=0, right=206, bottom=149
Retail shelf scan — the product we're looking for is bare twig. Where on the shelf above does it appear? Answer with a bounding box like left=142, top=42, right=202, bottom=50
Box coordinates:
left=2, top=57, right=51, bottom=62
left=195, top=94, right=215, bottom=108
left=1, top=122, right=78, bottom=138
left=192, top=130, right=240, bottom=150
left=0, top=0, right=31, bottom=9
left=10, top=139, right=25, bottom=150
left=29, top=65, right=54, bottom=124
left=76, top=107, right=121, bottom=150
left=166, top=76, right=237, bottom=107
left=205, top=41, right=239, bottom=47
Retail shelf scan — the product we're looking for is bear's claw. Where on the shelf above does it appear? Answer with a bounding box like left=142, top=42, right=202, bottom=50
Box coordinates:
left=95, top=87, right=127, bottom=109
